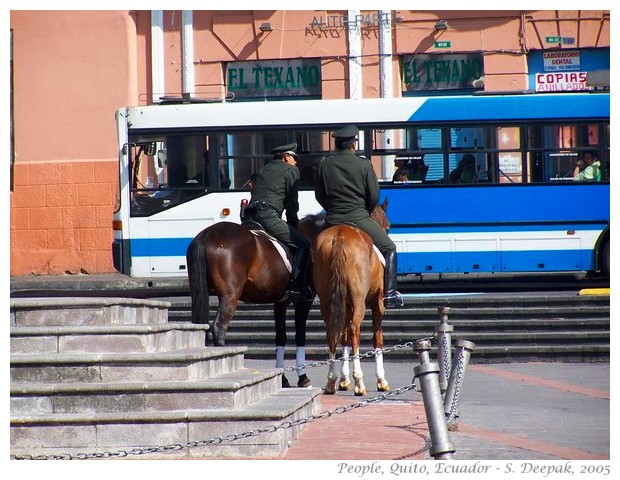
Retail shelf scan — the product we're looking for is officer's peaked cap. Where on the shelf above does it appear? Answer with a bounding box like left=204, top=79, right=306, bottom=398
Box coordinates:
left=269, top=143, right=298, bottom=158
left=331, top=125, right=359, bottom=140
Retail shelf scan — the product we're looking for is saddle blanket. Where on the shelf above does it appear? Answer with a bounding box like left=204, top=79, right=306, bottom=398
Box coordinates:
left=250, top=230, right=292, bottom=273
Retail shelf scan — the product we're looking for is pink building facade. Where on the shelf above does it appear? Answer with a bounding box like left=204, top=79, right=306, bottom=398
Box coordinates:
left=9, top=10, right=610, bottom=275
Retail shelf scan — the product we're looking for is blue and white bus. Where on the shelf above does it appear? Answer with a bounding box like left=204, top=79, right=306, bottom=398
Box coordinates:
left=113, top=92, right=610, bottom=280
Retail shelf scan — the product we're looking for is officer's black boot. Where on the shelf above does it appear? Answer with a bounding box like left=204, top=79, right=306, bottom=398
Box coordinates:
left=288, top=246, right=314, bottom=302
left=383, top=251, right=404, bottom=308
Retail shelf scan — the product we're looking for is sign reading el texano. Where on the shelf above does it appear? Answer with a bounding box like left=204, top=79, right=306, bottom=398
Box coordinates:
left=226, top=59, right=321, bottom=99
left=402, top=53, right=484, bottom=92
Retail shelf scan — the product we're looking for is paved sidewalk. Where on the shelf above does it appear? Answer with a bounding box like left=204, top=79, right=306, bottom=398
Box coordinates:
left=245, top=359, right=610, bottom=461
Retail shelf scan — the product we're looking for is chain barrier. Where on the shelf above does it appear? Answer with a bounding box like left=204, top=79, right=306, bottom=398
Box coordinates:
left=14, top=333, right=450, bottom=461
left=445, top=352, right=464, bottom=424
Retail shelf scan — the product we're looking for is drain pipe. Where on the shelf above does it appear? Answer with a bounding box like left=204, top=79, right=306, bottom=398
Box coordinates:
left=181, top=11, right=195, bottom=98
left=414, top=339, right=455, bottom=460
left=347, top=10, right=363, bottom=100
left=379, top=10, right=395, bottom=179
left=151, top=11, right=165, bottom=102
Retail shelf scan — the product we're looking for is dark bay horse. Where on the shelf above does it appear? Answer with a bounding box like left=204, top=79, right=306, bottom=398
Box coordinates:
left=186, top=221, right=315, bottom=388
left=309, top=199, right=391, bottom=396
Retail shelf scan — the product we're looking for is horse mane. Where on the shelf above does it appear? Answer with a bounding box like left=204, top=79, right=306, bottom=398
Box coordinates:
left=299, top=212, right=327, bottom=245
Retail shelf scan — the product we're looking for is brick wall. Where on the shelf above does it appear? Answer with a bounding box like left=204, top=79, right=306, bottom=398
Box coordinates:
left=10, top=161, right=117, bottom=275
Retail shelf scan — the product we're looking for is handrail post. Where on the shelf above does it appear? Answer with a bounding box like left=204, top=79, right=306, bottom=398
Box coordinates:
left=435, top=306, right=454, bottom=394
left=413, top=339, right=455, bottom=460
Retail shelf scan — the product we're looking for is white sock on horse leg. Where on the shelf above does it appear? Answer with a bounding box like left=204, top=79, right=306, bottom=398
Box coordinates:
left=275, top=346, right=285, bottom=369
left=374, top=348, right=385, bottom=379
left=341, top=346, right=350, bottom=378
left=296, top=346, right=306, bottom=375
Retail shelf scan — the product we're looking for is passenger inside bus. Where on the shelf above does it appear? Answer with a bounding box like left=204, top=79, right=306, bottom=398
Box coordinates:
left=573, top=150, right=601, bottom=182
left=409, top=155, right=428, bottom=181
left=392, top=157, right=412, bottom=182
left=450, top=153, right=477, bottom=183
left=392, top=156, right=427, bottom=182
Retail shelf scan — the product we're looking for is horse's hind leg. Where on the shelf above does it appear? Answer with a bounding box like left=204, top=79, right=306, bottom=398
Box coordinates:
left=212, top=296, right=238, bottom=346
left=324, top=351, right=338, bottom=395
left=293, top=300, right=312, bottom=387
left=371, top=303, right=390, bottom=392
left=322, top=305, right=338, bottom=395
left=273, top=301, right=290, bottom=387
left=338, top=345, right=351, bottom=391
left=351, top=304, right=367, bottom=396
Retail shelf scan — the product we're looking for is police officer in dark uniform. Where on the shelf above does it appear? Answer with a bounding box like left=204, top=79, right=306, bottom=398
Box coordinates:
left=244, top=143, right=313, bottom=302
left=315, top=125, right=403, bottom=308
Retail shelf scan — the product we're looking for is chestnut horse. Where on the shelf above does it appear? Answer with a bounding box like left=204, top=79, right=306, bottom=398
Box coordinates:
left=310, top=199, right=391, bottom=396
left=186, top=221, right=316, bottom=388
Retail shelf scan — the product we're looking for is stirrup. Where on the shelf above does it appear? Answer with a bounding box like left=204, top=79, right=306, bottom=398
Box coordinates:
left=384, top=291, right=404, bottom=308
left=287, top=285, right=314, bottom=302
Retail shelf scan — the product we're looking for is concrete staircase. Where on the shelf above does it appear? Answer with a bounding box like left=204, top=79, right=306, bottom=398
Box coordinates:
left=165, top=292, right=610, bottom=363
left=10, top=297, right=321, bottom=459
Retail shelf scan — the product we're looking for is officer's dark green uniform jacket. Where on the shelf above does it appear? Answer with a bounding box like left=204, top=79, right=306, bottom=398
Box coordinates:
left=250, top=159, right=300, bottom=227
left=315, top=150, right=395, bottom=255
left=315, top=150, right=378, bottom=222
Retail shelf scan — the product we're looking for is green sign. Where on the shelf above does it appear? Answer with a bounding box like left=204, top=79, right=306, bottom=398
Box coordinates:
left=545, top=36, right=563, bottom=43
left=434, top=41, right=451, bottom=48
left=227, top=59, right=321, bottom=99
left=403, top=53, right=484, bottom=92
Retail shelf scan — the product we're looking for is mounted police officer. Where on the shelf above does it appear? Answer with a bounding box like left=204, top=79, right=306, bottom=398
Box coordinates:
left=243, top=143, right=314, bottom=302
left=315, top=125, right=403, bottom=308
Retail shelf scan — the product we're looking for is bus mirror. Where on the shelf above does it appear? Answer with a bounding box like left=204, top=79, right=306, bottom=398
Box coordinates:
left=157, top=149, right=167, bottom=168
left=145, top=142, right=157, bottom=156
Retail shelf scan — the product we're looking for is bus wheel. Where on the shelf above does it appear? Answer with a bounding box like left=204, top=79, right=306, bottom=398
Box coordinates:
left=602, top=240, right=610, bottom=280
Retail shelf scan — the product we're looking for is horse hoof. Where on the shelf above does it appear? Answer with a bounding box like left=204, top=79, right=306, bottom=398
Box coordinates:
left=338, top=379, right=351, bottom=391
left=297, top=374, right=312, bottom=388
left=377, top=380, right=390, bottom=392
left=324, top=379, right=337, bottom=394
left=282, top=375, right=292, bottom=388
left=354, top=387, right=367, bottom=396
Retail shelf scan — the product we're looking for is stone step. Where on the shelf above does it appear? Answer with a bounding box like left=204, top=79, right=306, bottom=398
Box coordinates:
left=11, top=367, right=284, bottom=415
left=10, top=387, right=322, bottom=459
left=238, top=341, right=611, bottom=364
left=170, top=305, right=610, bottom=322
left=166, top=292, right=610, bottom=314
left=11, top=297, right=171, bottom=327
left=224, top=324, right=610, bottom=342
left=10, top=322, right=210, bottom=355
left=10, top=347, right=247, bottom=384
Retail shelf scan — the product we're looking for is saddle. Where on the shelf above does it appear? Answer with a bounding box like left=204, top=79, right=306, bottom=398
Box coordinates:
left=241, top=220, right=293, bottom=273
left=329, top=220, right=386, bottom=267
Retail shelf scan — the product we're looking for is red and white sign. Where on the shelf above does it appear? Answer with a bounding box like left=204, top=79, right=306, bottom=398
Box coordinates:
left=535, top=71, right=589, bottom=92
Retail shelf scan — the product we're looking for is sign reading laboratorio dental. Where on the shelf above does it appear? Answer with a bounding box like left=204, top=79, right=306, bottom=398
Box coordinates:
left=226, top=59, right=321, bottom=99
left=543, top=50, right=581, bottom=72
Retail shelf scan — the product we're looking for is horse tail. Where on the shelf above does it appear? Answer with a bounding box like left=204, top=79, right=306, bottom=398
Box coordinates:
left=328, top=235, right=347, bottom=348
left=186, top=232, right=210, bottom=325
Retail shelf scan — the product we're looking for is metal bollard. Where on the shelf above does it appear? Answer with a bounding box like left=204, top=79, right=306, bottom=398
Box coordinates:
left=435, top=306, right=454, bottom=394
left=443, top=339, right=476, bottom=431
left=413, top=339, right=455, bottom=460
